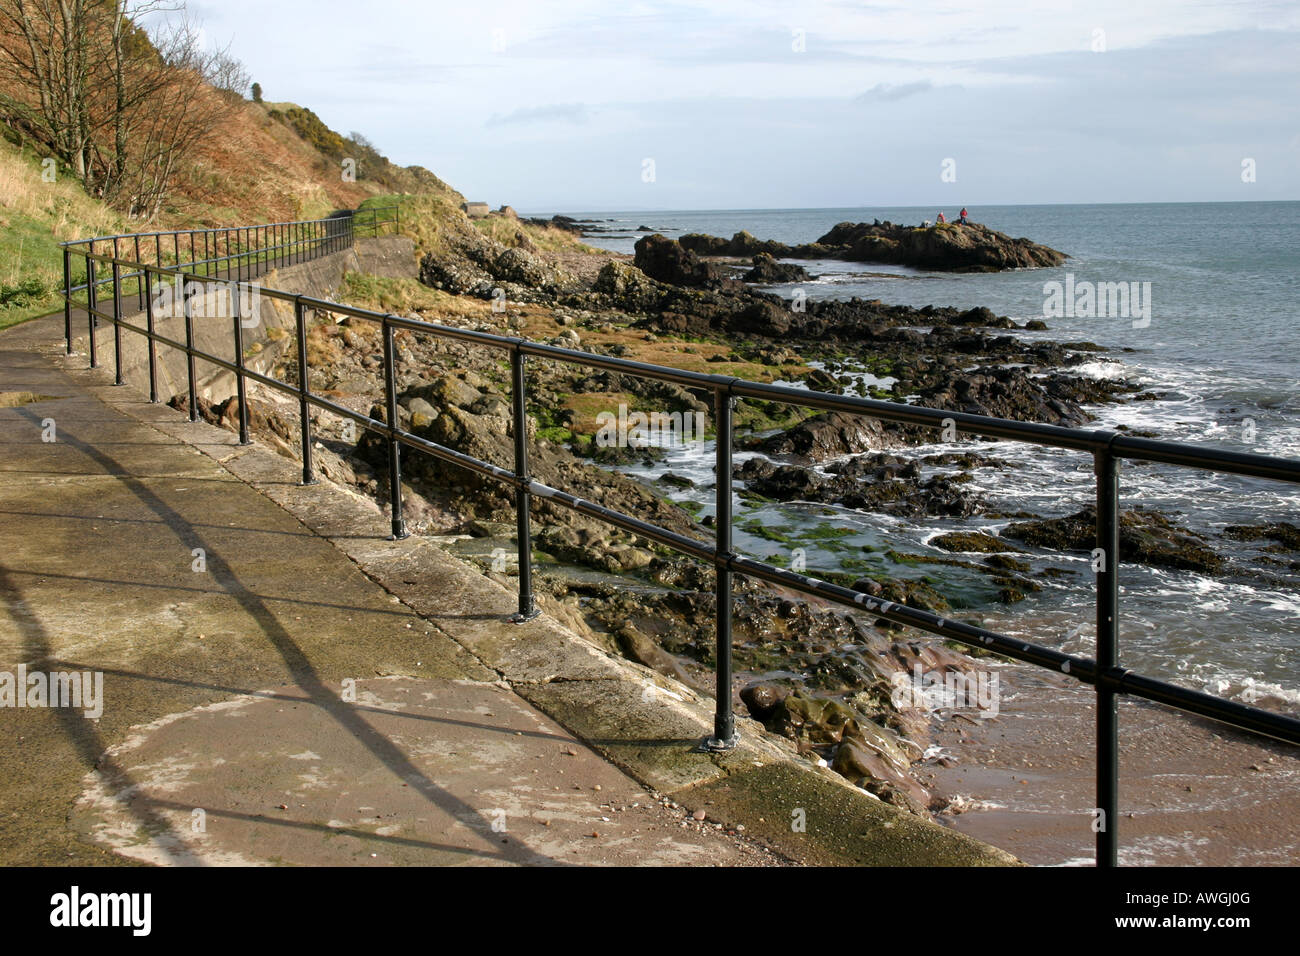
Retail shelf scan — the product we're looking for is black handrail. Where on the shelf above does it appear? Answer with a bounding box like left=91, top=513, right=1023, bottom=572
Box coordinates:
left=58, top=206, right=401, bottom=358
left=61, top=238, right=1300, bottom=868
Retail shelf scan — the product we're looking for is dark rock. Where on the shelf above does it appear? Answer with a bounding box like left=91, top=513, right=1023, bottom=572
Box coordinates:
left=1004, top=506, right=1224, bottom=573
left=633, top=234, right=732, bottom=289
left=680, top=220, right=1066, bottom=273
left=931, top=531, right=1019, bottom=554
left=743, top=253, right=810, bottom=283
left=740, top=683, right=791, bottom=721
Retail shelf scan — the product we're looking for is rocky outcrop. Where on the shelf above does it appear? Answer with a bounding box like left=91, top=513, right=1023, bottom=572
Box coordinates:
left=679, top=220, right=1066, bottom=272
left=748, top=411, right=901, bottom=461
left=632, top=233, right=737, bottom=289
left=1004, top=506, right=1224, bottom=573
left=743, top=253, right=810, bottom=283
left=418, top=225, right=570, bottom=301
left=736, top=454, right=985, bottom=518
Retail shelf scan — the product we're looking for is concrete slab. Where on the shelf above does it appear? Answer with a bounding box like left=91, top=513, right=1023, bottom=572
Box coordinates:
left=2, top=311, right=1018, bottom=866
left=72, top=676, right=775, bottom=866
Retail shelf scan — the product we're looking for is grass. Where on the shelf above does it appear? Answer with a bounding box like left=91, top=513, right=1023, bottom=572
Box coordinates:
left=471, top=213, right=602, bottom=255
left=355, top=191, right=599, bottom=261
left=339, top=271, right=484, bottom=320
left=356, top=193, right=467, bottom=260
left=0, top=139, right=125, bottom=329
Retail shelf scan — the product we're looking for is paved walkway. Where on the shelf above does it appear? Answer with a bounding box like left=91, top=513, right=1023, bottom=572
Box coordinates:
left=2, top=309, right=1018, bottom=867
left=0, top=314, right=776, bottom=866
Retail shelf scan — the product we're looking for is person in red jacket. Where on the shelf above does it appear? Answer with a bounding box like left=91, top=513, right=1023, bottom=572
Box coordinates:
left=936, top=211, right=946, bottom=224
left=959, top=207, right=968, bottom=224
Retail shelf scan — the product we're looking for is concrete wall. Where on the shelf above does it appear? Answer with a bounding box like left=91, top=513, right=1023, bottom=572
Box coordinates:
left=70, top=235, right=417, bottom=406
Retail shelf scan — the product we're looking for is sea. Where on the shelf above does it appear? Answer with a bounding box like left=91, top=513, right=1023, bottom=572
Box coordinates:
left=530, top=202, right=1300, bottom=711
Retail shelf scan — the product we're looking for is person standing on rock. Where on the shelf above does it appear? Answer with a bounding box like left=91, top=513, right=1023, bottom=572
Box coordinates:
left=936, top=211, right=946, bottom=224
left=959, top=207, right=968, bottom=224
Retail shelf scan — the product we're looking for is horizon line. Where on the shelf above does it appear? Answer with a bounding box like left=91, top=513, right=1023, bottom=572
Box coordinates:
left=517, top=197, right=1300, bottom=216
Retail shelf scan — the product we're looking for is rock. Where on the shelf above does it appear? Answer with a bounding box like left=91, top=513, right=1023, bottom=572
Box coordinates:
left=744, top=253, right=810, bottom=283
left=931, top=531, right=1019, bottom=554
left=591, top=260, right=666, bottom=313
left=418, top=374, right=482, bottom=410
left=681, top=220, right=1066, bottom=272
left=1223, top=522, right=1300, bottom=551
left=493, top=247, right=553, bottom=287
left=751, top=411, right=896, bottom=461
left=407, top=397, right=439, bottom=428
left=469, top=395, right=510, bottom=418
left=729, top=300, right=792, bottom=336
left=740, top=683, right=790, bottom=721
left=1004, top=506, right=1224, bottom=573
left=632, top=234, right=731, bottom=288
left=954, top=306, right=1013, bottom=328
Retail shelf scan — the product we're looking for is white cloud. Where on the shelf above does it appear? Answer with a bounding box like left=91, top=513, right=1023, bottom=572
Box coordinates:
left=157, top=1, right=1299, bottom=206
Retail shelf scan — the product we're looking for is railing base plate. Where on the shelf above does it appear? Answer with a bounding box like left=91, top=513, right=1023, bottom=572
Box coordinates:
left=699, top=733, right=739, bottom=753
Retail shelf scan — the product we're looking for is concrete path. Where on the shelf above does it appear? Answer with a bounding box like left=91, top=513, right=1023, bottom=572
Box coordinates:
left=0, top=315, right=778, bottom=866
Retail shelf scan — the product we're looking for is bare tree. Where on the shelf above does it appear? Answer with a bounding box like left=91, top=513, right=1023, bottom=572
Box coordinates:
left=0, top=0, right=246, bottom=218
left=0, top=0, right=98, bottom=180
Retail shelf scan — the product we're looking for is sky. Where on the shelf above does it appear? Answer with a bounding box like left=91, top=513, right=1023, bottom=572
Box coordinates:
left=171, top=1, right=1299, bottom=212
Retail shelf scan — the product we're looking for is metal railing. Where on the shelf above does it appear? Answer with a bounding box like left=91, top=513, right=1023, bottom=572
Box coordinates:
left=59, top=206, right=401, bottom=359
left=62, top=235, right=1300, bottom=868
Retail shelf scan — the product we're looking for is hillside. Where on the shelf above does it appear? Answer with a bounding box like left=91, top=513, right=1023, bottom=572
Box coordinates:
left=1, top=90, right=584, bottom=330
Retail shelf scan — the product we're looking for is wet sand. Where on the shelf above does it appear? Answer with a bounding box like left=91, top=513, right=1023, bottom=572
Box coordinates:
left=920, top=665, right=1300, bottom=866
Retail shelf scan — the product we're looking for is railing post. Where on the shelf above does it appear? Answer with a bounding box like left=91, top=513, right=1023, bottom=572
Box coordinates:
left=1095, top=447, right=1120, bottom=867
left=295, top=298, right=318, bottom=485
left=144, top=269, right=158, bottom=403
left=62, top=247, right=71, bottom=354
left=134, top=235, right=143, bottom=309
left=86, top=244, right=98, bottom=369
left=381, top=317, right=408, bottom=540
left=509, top=345, right=538, bottom=622
left=183, top=274, right=198, bottom=422
left=111, top=254, right=123, bottom=385
left=232, top=282, right=251, bottom=446
left=707, top=385, right=738, bottom=751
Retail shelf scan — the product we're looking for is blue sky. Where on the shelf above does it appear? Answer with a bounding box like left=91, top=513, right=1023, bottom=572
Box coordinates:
left=179, top=1, right=1299, bottom=211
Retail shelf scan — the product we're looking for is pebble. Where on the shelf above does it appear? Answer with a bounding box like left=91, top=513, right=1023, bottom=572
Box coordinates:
left=692, top=809, right=707, bottom=821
